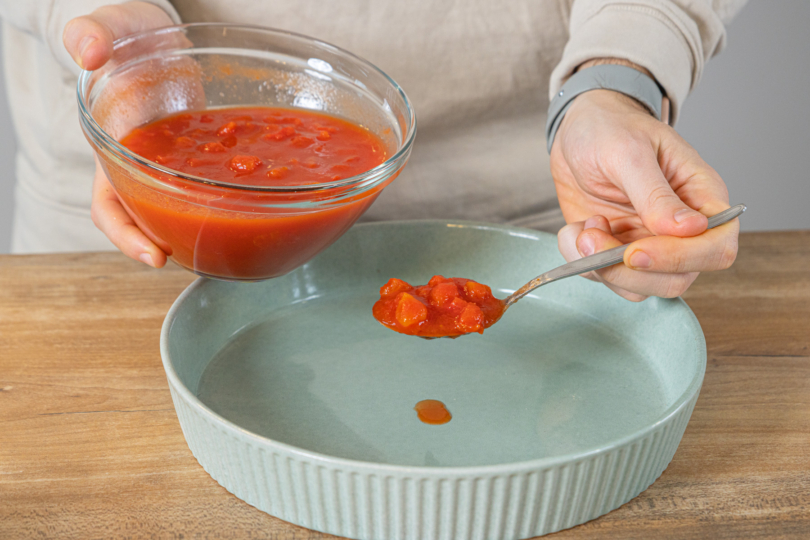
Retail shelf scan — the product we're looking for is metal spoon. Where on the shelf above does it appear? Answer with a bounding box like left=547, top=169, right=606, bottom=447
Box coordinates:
left=425, top=203, right=746, bottom=339
left=503, top=203, right=746, bottom=308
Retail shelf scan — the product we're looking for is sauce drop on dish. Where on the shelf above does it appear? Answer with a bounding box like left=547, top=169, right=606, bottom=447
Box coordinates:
left=373, top=276, right=505, bottom=337
left=414, top=399, right=452, bottom=425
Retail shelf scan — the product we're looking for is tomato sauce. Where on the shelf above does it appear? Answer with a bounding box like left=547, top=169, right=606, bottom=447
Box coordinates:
left=116, top=107, right=389, bottom=280
left=372, top=276, right=505, bottom=337
left=414, top=399, right=452, bottom=425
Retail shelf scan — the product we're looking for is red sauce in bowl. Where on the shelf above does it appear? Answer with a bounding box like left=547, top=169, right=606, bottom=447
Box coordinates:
left=373, top=276, right=505, bottom=338
left=121, top=107, right=387, bottom=186
left=116, top=107, right=389, bottom=280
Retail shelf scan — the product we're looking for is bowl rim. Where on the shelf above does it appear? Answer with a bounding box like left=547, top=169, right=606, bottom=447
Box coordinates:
left=160, top=219, right=707, bottom=476
left=77, top=22, right=416, bottom=193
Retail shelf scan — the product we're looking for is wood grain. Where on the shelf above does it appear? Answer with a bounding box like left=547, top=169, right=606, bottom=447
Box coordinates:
left=1, top=232, right=808, bottom=539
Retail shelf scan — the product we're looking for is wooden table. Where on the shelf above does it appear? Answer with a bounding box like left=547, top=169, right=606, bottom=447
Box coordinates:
left=1, top=231, right=808, bottom=539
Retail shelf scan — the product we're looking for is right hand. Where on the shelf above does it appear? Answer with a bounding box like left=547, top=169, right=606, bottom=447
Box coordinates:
left=64, top=2, right=175, bottom=268
left=551, top=89, right=738, bottom=302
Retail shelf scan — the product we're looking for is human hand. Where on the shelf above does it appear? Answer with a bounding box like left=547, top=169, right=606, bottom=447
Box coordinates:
left=64, top=2, right=174, bottom=268
left=551, top=88, right=739, bottom=301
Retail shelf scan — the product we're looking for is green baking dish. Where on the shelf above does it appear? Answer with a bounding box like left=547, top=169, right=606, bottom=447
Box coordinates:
left=161, top=220, right=706, bottom=539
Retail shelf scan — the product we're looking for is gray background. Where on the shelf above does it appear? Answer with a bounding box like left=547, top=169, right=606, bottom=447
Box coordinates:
left=0, top=0, right=807, bottom=253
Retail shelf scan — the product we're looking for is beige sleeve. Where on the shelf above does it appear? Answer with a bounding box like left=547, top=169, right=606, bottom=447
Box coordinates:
left=550, top=0, right=748, bottom=123
left=0, top=0, right=181, bottom=77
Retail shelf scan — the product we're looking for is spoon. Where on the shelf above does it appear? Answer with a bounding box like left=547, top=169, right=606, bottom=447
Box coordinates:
left=423, top=204, right=746, bottom=339
left=503, top=203, right=746, bottom=308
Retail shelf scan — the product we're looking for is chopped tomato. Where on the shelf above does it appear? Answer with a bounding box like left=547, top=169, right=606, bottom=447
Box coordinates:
left=228, top=155, right=262, bottom=175
left=199, top=141, right=227, bottom=153
left=395, top=293, right=428, bottom=327
left=373, top=276, right=505, bottom=337
left=380, top=278, right=412, bottom=298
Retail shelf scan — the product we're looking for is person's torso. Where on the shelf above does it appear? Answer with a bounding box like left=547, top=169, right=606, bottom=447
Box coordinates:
left=5, top=0, right=569, bottom=254
left=173, top=0, right=568, bottom=224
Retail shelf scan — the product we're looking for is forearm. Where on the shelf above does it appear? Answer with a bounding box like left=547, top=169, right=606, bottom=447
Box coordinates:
left=551, top=0, right=749, bottom=123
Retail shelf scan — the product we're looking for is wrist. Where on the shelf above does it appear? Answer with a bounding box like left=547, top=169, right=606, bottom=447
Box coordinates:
left=556, top=90, right=649, bottom=150
left=566, top=89, right=650, bottom=120
left=546, top=63, right=669, bottom=153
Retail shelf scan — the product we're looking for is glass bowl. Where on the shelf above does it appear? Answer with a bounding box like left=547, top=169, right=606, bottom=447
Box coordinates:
left=78, top=23, right=415, bottom=281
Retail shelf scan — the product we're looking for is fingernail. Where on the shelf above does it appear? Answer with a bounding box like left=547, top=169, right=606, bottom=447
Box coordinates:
left=578, top=235, right=595, bottom=257
left=674, top=209, right=701, bottom=224
left=77, top=36, right=96, bottom=68
left=629, top=250, right=652, bottom=269
left=584, top=216, right=600, bottom=229
left=139, top=252, right=154, bottom=267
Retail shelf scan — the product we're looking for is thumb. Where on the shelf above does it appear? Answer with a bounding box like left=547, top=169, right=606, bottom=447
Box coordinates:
left=616, top=143, right=708, bottom=237
left=63, top=2, right=174, bottom=70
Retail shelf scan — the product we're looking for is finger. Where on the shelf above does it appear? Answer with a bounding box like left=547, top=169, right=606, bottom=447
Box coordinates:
left=63, top=15, right=114, bottom=70
left=593, top=276, right=649, bottom=302
left=558, top=220, right=599, bottom=282
left=609, top=136, right=707, bottom=237
left=577, top=218, right=651, bottom=300
left=658, top=132, right=732, bottom=218
left=624, top=220, right=740, bottom=273
left=560, top=218, right=649, bottom=299
left=91, top=156, right=167, bottom=268
left=582, top=227, right=699, bottom=298
left=575, top=216, right=623, bottom=258
left=63, top=2, right=173, bottom=70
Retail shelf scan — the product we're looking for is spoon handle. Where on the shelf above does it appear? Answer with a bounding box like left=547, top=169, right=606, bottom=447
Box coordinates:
left=505, top=204, right=746, bottom=306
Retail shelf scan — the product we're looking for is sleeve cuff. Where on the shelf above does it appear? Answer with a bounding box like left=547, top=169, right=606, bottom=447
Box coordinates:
left=48, top=0, right=182, bottom=77
left=549, top=3, right=706, bottom=124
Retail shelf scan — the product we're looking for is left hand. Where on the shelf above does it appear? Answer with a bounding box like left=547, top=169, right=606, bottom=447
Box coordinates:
left=63, top=2, right=195, bottom=268
left=551, top=88, right=740, bottom=301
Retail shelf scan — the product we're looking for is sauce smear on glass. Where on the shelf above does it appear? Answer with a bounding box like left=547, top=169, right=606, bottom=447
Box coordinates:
left=373, top=275, right=505, bottom=338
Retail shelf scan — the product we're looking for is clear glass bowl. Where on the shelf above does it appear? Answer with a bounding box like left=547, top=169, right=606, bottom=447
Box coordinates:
left=78, top=24, right=415, bottom=281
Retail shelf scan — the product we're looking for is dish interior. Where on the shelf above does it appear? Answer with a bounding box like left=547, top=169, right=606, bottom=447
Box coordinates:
left=166, top=222, right=704, bottom=468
